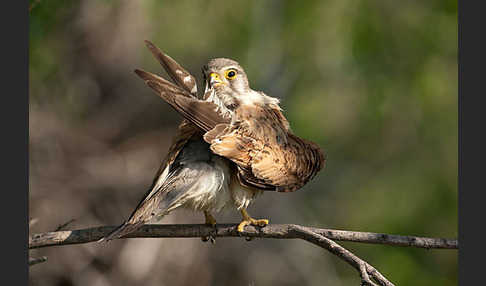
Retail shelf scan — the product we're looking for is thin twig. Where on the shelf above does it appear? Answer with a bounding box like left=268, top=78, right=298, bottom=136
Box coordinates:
left=289, top=225, right=393, bottom=286
left=54, top=219, right=76, bottom=232
left=28, top=218, right=76, bottom=267
left=29, top=218, right=39, bottom=228
left=29, top=256, right=48, bottom=266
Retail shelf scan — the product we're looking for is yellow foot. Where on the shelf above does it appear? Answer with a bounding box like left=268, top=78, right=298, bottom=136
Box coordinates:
left=204, top=211, right=217, bottom=227
left=237, top=209, right=269, bottom=232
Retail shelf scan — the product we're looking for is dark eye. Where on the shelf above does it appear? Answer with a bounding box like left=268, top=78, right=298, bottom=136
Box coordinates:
left=225, top=69, right=237, bottom=79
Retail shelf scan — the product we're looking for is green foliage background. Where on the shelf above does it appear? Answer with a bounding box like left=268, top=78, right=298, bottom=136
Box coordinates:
left=29, top=1, right=457, bottom=285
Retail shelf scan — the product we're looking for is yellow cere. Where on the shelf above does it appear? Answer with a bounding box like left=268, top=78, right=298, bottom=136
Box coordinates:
left=210, top=72, right=221, bottom=80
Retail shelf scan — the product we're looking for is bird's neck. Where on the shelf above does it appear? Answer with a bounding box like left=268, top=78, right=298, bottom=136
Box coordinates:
left=204, top=89, right=236, bottom=120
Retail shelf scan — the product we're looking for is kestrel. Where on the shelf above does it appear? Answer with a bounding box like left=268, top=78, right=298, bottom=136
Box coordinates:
left=100, top=41, right=325, bottom=241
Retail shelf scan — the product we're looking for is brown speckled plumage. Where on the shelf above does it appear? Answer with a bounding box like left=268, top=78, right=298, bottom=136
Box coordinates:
left=99, top=40, right=325, bottom=241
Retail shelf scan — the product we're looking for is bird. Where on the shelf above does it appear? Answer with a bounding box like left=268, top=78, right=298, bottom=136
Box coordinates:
left=99, top=40, right=325, bottom=242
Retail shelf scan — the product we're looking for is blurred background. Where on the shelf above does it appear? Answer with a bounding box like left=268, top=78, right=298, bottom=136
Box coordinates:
left=28, top=0, right=457, bottom=285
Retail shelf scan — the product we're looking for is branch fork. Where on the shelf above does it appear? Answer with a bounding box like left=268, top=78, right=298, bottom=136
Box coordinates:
left=29, top=223, right=457, bottom=286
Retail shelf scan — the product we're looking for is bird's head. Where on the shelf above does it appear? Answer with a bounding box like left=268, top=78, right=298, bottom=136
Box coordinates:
left=202, top=58, right=250, bottom=96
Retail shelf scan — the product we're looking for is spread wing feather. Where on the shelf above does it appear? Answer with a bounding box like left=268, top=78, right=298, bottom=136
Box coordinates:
left=206, top=106, right=326, bottom=192
left=144, top=40, right=198, bottom=96
left=135, top=69, right=230, bottom=132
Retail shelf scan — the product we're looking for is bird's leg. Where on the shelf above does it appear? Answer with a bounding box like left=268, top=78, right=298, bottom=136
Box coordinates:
left=204, top=211, right=217, bottom=227
left=237, top=209, right=269, bottom=232
left=201, top=211, right=217, bottom=243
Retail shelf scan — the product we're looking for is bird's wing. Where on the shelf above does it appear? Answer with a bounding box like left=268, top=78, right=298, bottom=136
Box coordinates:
left=249, top=134, right=325, bottom=192
left=134, top=41, right=324, bottom=193
left=135, top=69, right=230, bottom=131
left=148, top=120, right=200, bottom=194
left=144, top=40, right=198, bottom=96
left=205, top=105, right=326, bottom=192
left=135, top=68, right=324, bottom=192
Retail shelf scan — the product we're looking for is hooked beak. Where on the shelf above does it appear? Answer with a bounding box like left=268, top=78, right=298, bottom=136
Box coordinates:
left=209, top=72, right=224, bottom=87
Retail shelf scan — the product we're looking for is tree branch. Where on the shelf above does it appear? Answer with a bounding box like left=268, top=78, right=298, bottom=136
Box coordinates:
left=290, top=225, right=393, bottom=286
left=29, top=223, right=458, bottom=249
left=29, top=224, right=457, bottom=286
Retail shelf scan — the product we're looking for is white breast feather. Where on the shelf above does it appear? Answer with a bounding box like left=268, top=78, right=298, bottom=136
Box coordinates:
left=180, top=157, right=233, bottom=212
